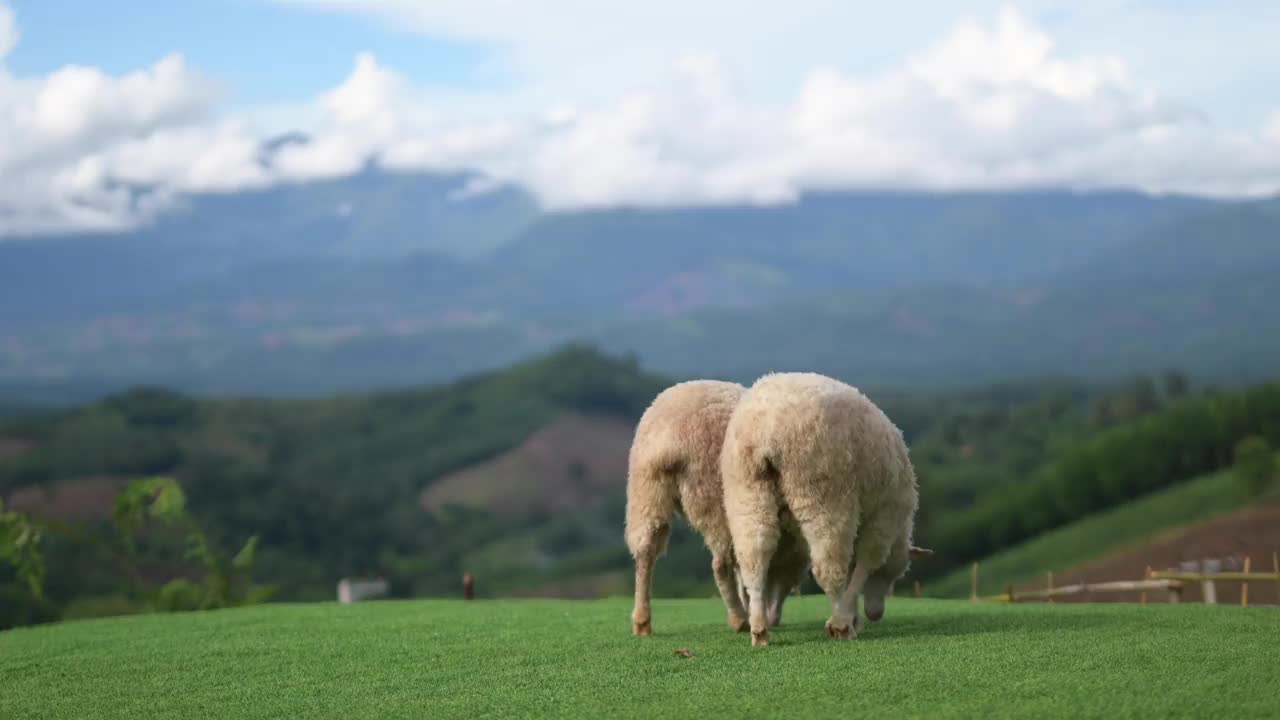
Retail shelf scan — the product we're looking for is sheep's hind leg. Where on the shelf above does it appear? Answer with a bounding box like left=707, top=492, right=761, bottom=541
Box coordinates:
left=628, top=521, right=670, bottom=636
left=710, top=548, right=749, bottom=632
left=724, top=482, right=781, bottom=646
left=765, top=572, right=788, bottom=627
left=625, top=474, right=677, bottom=637
left=793, top=510, right=858, bottom=640
left=765, top=530, right=807, bottom=627
left=863, top=536, right=910, bottom=623
left=737, top=530, right=780, bottom=646
left=828, top=563, right=871, bottom=638
left=833, top=535, right=893, bottom=637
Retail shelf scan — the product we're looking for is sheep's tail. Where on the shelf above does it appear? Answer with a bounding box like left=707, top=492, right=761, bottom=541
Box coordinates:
left=734, top=441, right=795, bottom=533
left=742, top=440, right=782, bottom=486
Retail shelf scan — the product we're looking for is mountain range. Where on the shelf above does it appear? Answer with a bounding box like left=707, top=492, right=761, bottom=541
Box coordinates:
left=1, top=163, right=1277, bottom=403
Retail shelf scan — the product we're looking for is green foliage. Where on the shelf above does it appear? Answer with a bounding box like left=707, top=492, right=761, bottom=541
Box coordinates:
left=113, top=476, right=188, bottom=534
left=927, top=463, right=1251, bottom=597
left=156, top=579, right=204, bottom=612
left=112, top=476, right=273, bottom=612
left=920, top=380, right=1280, bottom=579
left=0, top=473, right=273, bottom=623
left=1233, top=435, right=1276, bottom=497
left=0, top=498, right=46, bottom=599
left=0, top=582, right=57, bottom=629
left=0, top=409, right=182, bottom=493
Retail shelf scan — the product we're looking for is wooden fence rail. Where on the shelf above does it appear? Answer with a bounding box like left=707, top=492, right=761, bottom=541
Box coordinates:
left=979, top=578, right=1184, bottom=604
left=1147, top=570, right=1280, bottom=582
left=966, top=551, right=1279, bottom=607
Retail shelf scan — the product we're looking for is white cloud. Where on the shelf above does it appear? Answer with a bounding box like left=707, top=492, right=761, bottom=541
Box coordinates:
left=103, top=121, right=273, bottom=192
left=276, top=0, right=1280, bottom=121
left=26, top=55, right=213, bottom=144
left=321, top=51, right=402, bottom=133
left=0, top=1, right=236, bottom=234
left=1, top=1, right=1279, bottom=237
left=429, top=4, right=1279, bottom=207
left=0, top=54, right=227, bottom=234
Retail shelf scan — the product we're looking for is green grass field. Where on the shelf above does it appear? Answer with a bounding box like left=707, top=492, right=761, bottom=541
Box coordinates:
left=926, top=466, right=1254, bottom=598
left=3, top=596, right=1277, bottom=719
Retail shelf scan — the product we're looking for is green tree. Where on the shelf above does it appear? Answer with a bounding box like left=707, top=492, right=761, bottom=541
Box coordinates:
left=0, top=498, right=45, bottom=599
left=113, top=476, right=275, bottom=611
left=1233, top=436, right=1276, bottom=497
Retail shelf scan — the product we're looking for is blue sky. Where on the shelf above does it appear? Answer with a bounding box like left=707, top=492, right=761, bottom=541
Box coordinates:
left=4, top=0, right=506, bottom=105
left=1, top=1, right=1278, bottom=236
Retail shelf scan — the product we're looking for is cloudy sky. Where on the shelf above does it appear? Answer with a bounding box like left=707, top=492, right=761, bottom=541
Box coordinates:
left=2, top=0, right=1279, bottom=236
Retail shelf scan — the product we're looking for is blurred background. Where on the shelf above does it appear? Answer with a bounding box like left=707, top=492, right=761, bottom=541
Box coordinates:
left=1, top=1, right=1278, bottom=626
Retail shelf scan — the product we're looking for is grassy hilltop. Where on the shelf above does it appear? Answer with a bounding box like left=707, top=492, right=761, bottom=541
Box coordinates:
left=2, top=596, right=1277, bottom=719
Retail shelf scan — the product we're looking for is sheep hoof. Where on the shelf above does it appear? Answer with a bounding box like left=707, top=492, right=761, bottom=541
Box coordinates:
left=633, top=620, right=652, bottom=637
left=751, top=630, right=770, bottom=647
left=728, top=615, right=750, bottom=633
left=824, top=619, right=855, bottom=640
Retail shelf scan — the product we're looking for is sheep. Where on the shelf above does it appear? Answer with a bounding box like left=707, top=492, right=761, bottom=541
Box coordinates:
left=720, top=371, right=922, bottom=646
left=625, top=379, right=811, bottom=637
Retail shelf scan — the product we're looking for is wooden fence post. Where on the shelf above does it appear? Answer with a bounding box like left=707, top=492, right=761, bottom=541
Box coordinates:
left=1241, top=557, right=1251, bottom=607
left=1167, top=569, right=1181, bottom=604
left=1047, top=571, right=1054, bottom=604
left=913, top=580, right=921, bottom=598
left=971, top=562, right=979, bottom=602
left=463, top=572, right=475, bottom=600
left=1201, top=559, right=1219, bottom=604
left=1202, top=579, right=1217, bottom=604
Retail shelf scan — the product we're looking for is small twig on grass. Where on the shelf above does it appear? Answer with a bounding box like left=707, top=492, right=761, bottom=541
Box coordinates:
left=674, top=648, right=693, bottom=658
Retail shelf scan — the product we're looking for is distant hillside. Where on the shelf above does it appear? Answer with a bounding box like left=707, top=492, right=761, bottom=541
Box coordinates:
left=0, top=344, right=668, bottom=612
left=593, top=266, right=1280, bottom=388
left=925, top=465, right=1259, bottom=598
left=493, top=189, right=1209, bottom=317
left=420, top=411, right=636, bottom=516
left=1055, top=198, right=1280, bottom=290
left=912, top=379, right=1280, bottom=583
left=0, top=168, right=539, bottom=328
left=11, top=176, right=1280, bottom=402
left=0, top=341, right=1140, bottom=621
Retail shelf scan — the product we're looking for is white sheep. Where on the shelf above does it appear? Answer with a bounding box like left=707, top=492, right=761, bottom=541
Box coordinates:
left=720, top=371, right=922, bottom=646
left=625, top=379, right=810, bottom=637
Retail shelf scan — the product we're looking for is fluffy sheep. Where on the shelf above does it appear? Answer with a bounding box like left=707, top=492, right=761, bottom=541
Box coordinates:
left=720, top=371, right=922, bottom=646
left=625, top=379, right=810, bottom=637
